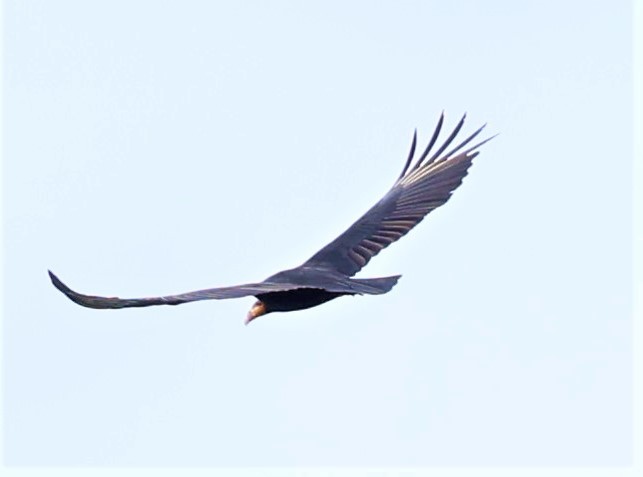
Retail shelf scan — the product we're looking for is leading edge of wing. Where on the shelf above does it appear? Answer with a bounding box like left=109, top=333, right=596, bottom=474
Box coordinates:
left=48, top=270, right=309, bottom=310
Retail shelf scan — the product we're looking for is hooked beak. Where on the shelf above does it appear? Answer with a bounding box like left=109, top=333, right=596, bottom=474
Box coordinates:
left=245, top=301, right=266, bottom=325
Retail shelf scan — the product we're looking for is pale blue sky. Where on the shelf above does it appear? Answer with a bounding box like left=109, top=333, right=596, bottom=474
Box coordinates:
left=3, top=0, right=632, bottom=468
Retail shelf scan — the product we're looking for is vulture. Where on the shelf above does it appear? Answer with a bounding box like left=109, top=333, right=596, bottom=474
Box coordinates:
left=49, top=113, right=494, bottom=323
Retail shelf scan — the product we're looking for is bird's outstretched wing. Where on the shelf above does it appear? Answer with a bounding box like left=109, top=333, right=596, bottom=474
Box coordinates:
left=304, top=113, right=495, bottom=277
left=48, top=270, right=311, bottom=309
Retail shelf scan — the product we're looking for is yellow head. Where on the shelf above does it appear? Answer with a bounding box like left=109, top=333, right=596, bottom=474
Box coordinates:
left=245, top=300, right=267, bottom=325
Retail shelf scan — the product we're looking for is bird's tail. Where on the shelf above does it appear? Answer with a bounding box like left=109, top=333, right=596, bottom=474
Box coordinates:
left=348, top=275, right=402, bottom=294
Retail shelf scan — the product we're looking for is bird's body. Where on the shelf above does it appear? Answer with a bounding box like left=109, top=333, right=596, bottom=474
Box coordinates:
left=49, top=113, right=494, bottom=323
left=259, top=268, right=402, bottom=312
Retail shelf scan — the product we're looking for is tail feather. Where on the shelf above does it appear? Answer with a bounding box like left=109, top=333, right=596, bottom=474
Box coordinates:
left=348, top=275, right=402, bottom=295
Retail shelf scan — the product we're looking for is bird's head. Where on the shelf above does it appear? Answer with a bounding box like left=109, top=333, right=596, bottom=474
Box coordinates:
left=245, top=300, right=267, bottom=325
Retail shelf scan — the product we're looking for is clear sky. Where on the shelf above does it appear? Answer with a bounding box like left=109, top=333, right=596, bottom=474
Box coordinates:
left=3, top=0, right=633, bottom=468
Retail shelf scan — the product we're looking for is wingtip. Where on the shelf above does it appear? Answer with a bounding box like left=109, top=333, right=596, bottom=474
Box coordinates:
left=478, top=131, right=500, bottom=146
left=48, top=269, right=70, bottom=294
left=461, top=131, right=499, bottom=156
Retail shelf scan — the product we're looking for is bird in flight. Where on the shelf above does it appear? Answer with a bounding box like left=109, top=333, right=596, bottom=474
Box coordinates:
left=49, top=113, right=494, bottom=324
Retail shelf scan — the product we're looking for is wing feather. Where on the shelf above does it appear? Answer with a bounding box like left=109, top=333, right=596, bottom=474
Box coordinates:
left=304, top=114, right=494, bottom=276
left=48, top=270, right=312, bottom=310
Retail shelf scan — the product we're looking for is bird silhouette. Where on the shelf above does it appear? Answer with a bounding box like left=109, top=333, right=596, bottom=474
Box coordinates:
left=49, top=113, right=495, bottom=323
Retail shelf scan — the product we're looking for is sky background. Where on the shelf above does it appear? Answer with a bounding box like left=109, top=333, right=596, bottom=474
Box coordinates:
left=3, top=0, right=633, bottom=468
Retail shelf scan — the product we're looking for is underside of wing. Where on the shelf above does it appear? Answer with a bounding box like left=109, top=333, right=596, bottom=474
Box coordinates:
left=304, top=113, right=495, bottom=276
left=48, top=270, right=316, bottom=310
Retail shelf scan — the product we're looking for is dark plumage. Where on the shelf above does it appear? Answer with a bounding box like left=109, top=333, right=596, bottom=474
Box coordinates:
left=49, top=113, right=495, bottom=323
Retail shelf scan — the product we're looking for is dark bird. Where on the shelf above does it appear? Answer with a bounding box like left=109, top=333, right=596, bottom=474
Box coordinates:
left=49, top=113, right=494, bottom=324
